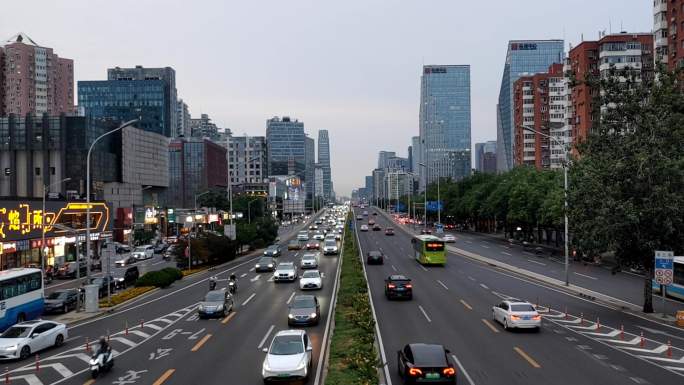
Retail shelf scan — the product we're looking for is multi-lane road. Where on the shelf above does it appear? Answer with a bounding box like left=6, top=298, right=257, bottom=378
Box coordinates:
left=2, top=213, right=343, bottom=385
left=354, top=207, right=684, bottom=385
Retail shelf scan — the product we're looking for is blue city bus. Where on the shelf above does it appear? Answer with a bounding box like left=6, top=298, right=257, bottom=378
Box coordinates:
left=0, top=268, right=44, bottom=331
left=652, top=256, right=684, bottom=301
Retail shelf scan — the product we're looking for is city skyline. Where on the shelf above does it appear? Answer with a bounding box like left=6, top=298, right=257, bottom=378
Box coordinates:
left=0, top=1, right=651, bottom=195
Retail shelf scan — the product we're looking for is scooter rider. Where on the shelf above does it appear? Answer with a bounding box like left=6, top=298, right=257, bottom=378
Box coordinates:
left=228, top=273, right=237, bottom=294
left=209, top=276, right=217, bottom=291
left=98, top=336, right=110, bottom=355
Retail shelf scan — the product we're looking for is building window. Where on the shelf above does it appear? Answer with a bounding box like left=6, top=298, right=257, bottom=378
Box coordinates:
left=50, top=167, right=55, bottom=175
left=35, top=167, right=41, bottom=176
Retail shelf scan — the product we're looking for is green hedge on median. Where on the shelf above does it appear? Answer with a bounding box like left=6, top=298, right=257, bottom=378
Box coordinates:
left=326, top=213, right=379, bottom=385
left=135, top=267, right=183, bottom=288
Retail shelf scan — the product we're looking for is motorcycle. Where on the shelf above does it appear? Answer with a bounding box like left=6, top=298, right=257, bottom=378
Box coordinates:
left=89, top=347, right=114, bottom=379
left=228, top=280, right=237, bottom=295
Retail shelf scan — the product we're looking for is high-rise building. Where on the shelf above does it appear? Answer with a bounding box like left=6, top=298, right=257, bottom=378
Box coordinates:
left=567, top=33, right=653, bottom=144
left=407, top=146, right=413, bottom=173
left=266, top=116, right=306, bottom=179
left=496, top=40, right=564, bottom=172
left=365, top=175, right=373, bottom=198
left=314, top=164, right=324, bottom=199
left=191, top=113, right=221, bottom=141
left=372, top=168, right=386, bottom=203
left=654, top=0, right=668, bottom=65
left=513, top=63, right=567, bottom=169
left=176, top=99, right=191, bottom=138
left=107, top=66, right=177, bottom=137
left=419, top=65, right=472, bottom=189
left=317, top=130, right=332, bottom=201
left=305, top=136, right=315, bottom=206
left=228, top=135, right=268, bottom=190
left=474, top=141, right=497, bottom=173
left=377, top=151, right=396, bottom=169
left=168, top=137, right=227, bottom=208
left=0, top=33, right=74, bottom=116
left=386, top=156, right=409, bottom=171
left=411, top=136, right=421, bottom=175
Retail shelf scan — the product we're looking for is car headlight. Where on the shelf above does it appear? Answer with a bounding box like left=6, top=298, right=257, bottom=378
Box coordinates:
left=4, top=345, right=17, bottom=351
left=198, top=305, right=204, bottom=311
left=288, top=314, right=294, bottom=319
left=268, top=264, right=273, bottom=268
left=310, top=312, right=317, bottom=318
left=295, top=360, right=307, bottom=370
left=263, top=360, right=271, bottom=372
left=255, top=264, right=261, bottom=268
left=216, top=305, right=223, bottom=310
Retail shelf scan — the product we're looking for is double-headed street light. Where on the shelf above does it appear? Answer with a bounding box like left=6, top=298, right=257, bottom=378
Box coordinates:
left=42, top=177, right=71, bottom=275
left=86, top=119, right=138, bottom=283
left=520, top=125, right=570, bottom=287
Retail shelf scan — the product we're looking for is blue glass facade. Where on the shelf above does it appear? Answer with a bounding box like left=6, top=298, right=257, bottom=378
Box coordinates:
left=419, top=65, right=471, bottom=186
left=266, top=117, right=306, bottom=179
left=78, top=80, right=170, bottom=136
left=496, top=40, right=564, bottom=171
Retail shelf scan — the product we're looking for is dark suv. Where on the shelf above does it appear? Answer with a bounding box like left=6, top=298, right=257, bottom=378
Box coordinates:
left=385, top=275, right=413, bottom=300
left=367, top=251, right=384, bottom=265
left=113, top=266, right=140, bottom=289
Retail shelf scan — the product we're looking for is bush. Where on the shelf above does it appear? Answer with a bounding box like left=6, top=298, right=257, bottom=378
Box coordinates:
left=99, top=286, right=154, bottom=307
left=135, top=268, right=182, bottom=288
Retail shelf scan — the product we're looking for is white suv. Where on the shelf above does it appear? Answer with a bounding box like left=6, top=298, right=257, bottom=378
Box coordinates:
left=132, top=245, right=154, bottom=260
left=274, top=262, right=297, bottom=282
left=322, top=240, right=338, bottom=255
left=262, top=330, right=312, bottom=383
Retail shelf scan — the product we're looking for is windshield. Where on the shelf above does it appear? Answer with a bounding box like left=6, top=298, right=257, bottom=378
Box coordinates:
left=325, top=241, right=336, bottom=246
left=510, top=304, right=536, bottom=312
left=258, top=258, right=272, bottom=264
left=302, top=271, right=320, bottom=278
left=134, top=247, right=146, bottom=252
left=204, top=292, right=225, bottom=302
left=302, top=255, right=316, bottom=260
left=1, top=326, right=31, bottom=338
left=278, top=263, right=294, bottom=269
left=269, top=335, right=304, bottom=355
left=291, top=297, right=315, bottom=309
left=47, top=292, right=68, bottom=300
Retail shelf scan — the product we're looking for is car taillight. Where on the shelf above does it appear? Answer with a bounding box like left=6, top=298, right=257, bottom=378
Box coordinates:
left=408, top=368, right=422, bottom=376
left=511, top=315, right=521, bottom=320
left=532, top=315, right=541, bottom=321
left=443, top=367, right=456, bottom=376
left=405, top=284, right=412, bottom=288
left=387, top=284, right=396, bottom=289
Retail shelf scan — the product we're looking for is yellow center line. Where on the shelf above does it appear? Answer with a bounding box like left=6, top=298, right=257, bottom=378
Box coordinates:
left=191, top=334, right=212, bottom=352
left=481, top=318, right=499, bottom=333
left=222, top=311, right=237, bottom=324
left=152, top=369, right=176, bottom=385
left=514, top=346, right=541, bottom=368
left=459, top=299, right=472, bottom=310
left=83, top=380, right=96, bottom=385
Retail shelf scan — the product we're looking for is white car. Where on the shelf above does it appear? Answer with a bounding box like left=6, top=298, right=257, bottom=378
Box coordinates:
left=442, top=234, right=456, bottom=243
left=262, top=330, right=312, bottom=383
left=115, top=255, right=136, bottom=267
left=132, top=245, right=154, bottom=260
left=313, top=233, right=325, bottom=241
left=0, top=320, right=68, bottom=360
left=492, top=300, right=541, bottom=331
left=300, top=253, right=319, bottom=269
left=360, top=225, right=369, bottom=232
left=322, top=240, right=338, bottom=255
left=299, top=270, right=322, bottom=290
left=297, top=231, right=309, bottom=242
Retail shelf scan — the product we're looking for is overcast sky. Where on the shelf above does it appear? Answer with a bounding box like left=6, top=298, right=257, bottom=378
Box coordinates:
left=1, top=1, right=651, bottom=196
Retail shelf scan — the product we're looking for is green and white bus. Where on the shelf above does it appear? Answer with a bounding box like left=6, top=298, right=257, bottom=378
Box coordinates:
left=411, top=235, right=446, bottom=265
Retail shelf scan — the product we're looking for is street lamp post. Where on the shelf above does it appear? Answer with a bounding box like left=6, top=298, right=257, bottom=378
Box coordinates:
left=190, top=190, right=211, bottom=270
left=520, top=125, right=570, bottom=286
left=247, top=199, right=259, bottom=224
left=42, top=177, right=71, bottom=275
left=86, top=119, right=138, bottom=284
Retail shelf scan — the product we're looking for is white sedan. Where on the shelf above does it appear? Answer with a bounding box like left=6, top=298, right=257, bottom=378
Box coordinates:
left=0, top=320, right=68, bottom=360
left=299, top=270, right=322, bottom=290
left=262, top=330, right=313, bottom=383
left=360, top=225, right=369, bottom=232
left=492, top=300, right=541, bottom=331
left=442, top=234, right=456, bottom=243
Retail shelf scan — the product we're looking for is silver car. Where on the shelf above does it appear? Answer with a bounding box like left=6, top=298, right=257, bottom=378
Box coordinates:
left=274, top=262, right=297, bottom=282
left=198, top=289, right=234, bottom=319
left=300, top=253, right=319, bottom=269
left=492, top=300, right=541, bottom=331
left=262, top=330, right=312, bottom=383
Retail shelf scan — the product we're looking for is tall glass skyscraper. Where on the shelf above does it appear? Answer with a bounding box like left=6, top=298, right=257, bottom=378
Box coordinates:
left=317, top=130, right=332, bottom=201
left=496, top=40, right=564, bottom=171
left=266, top=116, right=306, bottom=179
left=419, top=65, right=471, bottom=189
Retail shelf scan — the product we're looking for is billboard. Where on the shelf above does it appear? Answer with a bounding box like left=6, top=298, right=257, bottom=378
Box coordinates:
left=283, top=176, right=306, bottom=214
left=0, top=200, right=111, bottom=242
left=426, top=201, right=443, bottom=212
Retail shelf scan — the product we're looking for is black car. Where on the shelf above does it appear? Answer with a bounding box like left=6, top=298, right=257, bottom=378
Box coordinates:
left=397, top=343, right=456, bottom=384
left=112, top=266, right=140, bottom=289
left=263, top=245, right=282, bottom=258
left=43, top=289, right=79, bottom=314
left=367, top=251, right=384, bottom=265
left=385, top=228, right=395, bottom=236
left=154, top=243, right=168, bottom=254
left=372, top=212, right=378, bottom=216
left=255, top=257, right=276, bottom=272
left=420, top=229, right=432, bottom=235
left=372, top=224, right=382, bottom=231
left=85, top=276, right=117, bottom=297
left=356, top=215, right=363, bottom=221
left=287, top=295, right=320, bottom=326
left=198, top=289, right=234, bottom=319
left=385, top=275, right=412, bottom=300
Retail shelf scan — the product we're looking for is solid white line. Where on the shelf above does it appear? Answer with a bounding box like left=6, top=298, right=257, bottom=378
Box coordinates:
left=258, top=325, right=275, bottom=349
left=437, top=280, right=449, bottom=290
left=418, top=305, right=432, bottom=323
left=242, top=293, right=256, bottom=306
left=527, top=259, right=547, bottom=266
left=574, top=272, right=598, bottom=280
left=480, top=283, right=489, bottom=290
left=451, top=354, right=476, bottom=385
left=286, top=291, right=296, bottom=304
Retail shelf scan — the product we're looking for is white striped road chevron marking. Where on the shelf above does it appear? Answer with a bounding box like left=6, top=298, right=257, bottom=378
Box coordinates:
left=621, top=344, right=670, bottom=354
left=601, top=336, right=642, bottom=345
left=540, top=311, right=566, bottom=318
left=583, top=329, right=621, bottom=338
left=110, top=336, right=138, bottom=348
left=567, top=323, right=600, bottom=331
left=128, top=329, right=151, bottom=338
left=43, top=352, right=92, bottom=364
left=143, top=323, right=163, bottom=331
left=6, top=374, right=41, bottom=385
left=554, top=317, right=582, bottom=324
left=12, top=363, right=74, bottom=377
left=642, top=355, right=684, bottom=364
left=664, top=366, right=684, bottom=372
left=155, top=318, right=174, bottom=324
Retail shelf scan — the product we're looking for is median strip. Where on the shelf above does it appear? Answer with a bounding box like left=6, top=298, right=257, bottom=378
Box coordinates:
left=514, top=346, right=541, bottom=368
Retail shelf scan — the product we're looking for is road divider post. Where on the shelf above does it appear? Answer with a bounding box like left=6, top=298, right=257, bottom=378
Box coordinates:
left=35, top=354, right=39, bottom=372
left=640, top=331, right=645, bottom=347
left=85, top=337, right=90, bottom=353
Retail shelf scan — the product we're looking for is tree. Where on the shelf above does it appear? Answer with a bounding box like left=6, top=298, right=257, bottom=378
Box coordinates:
left=569, top=64, right=684, bottom=313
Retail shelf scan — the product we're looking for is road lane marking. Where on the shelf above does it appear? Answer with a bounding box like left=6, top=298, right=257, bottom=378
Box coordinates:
left=249, top=267, right=255, bottom=272
left=481, top=245, right=490, bottom=249
left=527, top=259, right=547, bottom=266
left=419, top=265, right=428, bottom=272
left=514, top=347, right=541, bottom=368
left=465, top=240, right=473, bottom=244
left=450, top=354, right=476, bottom=385
left=391, top=265, right=397, bottom=272
left=481, top=319, right=500, bottom=333
left=152, top=369, right=176, bottom=385
left=191, top=334, right=212, bottom=352
left=250, top=275, right=261, bottom=282
left=574, top=272, right=598, bottom=280
left=240, top=273, right=247, bottom=278
left=418, top=305, right=432, bottom=323
left=437, top=280, right=449, bottom=290
left=460, top=299, right=473, bottom=310
left=221, top=312, right=237, bottom=324
left=286, top=291, right=296, bottom=304
left=242, top=293, right=256, bottom=306
left=501, top=251, right=512, bottom=256
left=83, top=380, right=95, bottom=385
left=467, top=276, right=476, bottom=281
left=502, top=245, right=510, bottom=249
left=479, top=283, right=489, bottom=289
left=258, top=325, right=275, bottom=349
